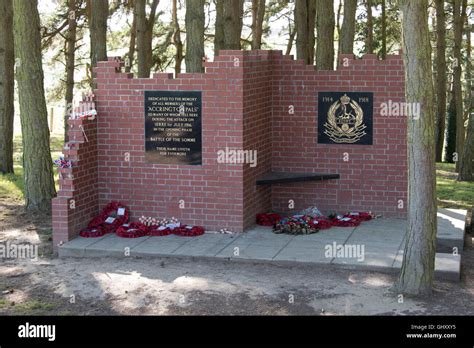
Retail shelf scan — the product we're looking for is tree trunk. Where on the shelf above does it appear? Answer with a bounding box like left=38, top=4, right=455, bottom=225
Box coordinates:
left=238, top=0, right=245, bottom=40
left=307, top=0, right=316, bottom=64
left=223, top=0, right=242, bottom=49
left=285, top=21, right=296, bottom=56
left=316, top=0, right=334, bottom=70
left=135, top=0, right=148, bottom=77
left=458, top=112, right=474, bottom=181
left=64, top=0, right=77, bottom=143
left=135, top=0, right=158, bottom=77
left=172, top=0, right=183, bottom=74
left=13, top=0, right=56, bottom=211
left=458, top=22, right=473, bottom=181
left=453, top=0, right=467, bottom=171
left=0, top=0, right=14, bottom=174
left=126, top=3, right=136, bottom=73
left=444, top=90, right=457, bottom=162
left=89, top=0, right=108, bottom=67
left=381, top=0, right=387, bottom=58
left=251, top=0, right=265, bottom=49
left=435, top=0, right=446, bottom=162
left=214, top=0, right=224, bottom=55
left=366, top=0, right=373, bottom=53
left=394, top=0, right=437, bottom=296
left=336, top=0, right=342, bottom=40
left=185, top=0, right=205, bottom=72
left=295, top=0, right=316, bottom=64
left=295, top=0, right=308, bottom=62
left=339, top=0, right=357, bottom=54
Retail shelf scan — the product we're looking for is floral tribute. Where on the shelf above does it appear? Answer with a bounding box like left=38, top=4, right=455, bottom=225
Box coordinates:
left=141, top=216, right=205, bottom=237
left=256, top=213, right=281, bottom=226
left=79, top=202, right=205, bottom=238
left=80, top=202, right=130, bottom=237
left=257, top=207, right=373, bottom=235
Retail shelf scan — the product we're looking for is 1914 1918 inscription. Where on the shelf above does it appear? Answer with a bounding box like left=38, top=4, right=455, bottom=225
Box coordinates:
left=145, top=91, right=202, bottom=165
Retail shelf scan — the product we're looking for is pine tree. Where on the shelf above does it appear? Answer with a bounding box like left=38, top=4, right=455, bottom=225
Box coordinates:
left=0, top=0, right=14, bottom=174
left=185, top=0, right=205, bottom=73
left=394, top=0, right=437, bottom=296
left=316, top=0, right=335, bottom=69
left=13, top=0, right=56, bottom=211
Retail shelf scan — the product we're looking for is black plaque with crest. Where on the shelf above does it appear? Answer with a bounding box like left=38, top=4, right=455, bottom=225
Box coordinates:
left=317, top=92, right=373, bottom=145
left=145, top=91, right=202, bottom=165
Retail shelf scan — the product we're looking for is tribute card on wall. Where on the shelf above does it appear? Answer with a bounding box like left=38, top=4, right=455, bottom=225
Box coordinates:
left=317, top=92, right=373, bottom=145
left=145, top=91, right=202, bottom=165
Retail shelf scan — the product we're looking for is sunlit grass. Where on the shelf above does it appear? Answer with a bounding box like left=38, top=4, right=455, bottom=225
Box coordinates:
left=436, top=162, right=474, bottom=210
left=0, top=133, right=63, bottom=203
left=11, top=300, right=56, bottom=314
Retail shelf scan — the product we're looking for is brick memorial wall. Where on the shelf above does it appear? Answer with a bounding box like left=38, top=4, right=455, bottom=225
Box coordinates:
left=52, top=50, right=407, bottom=251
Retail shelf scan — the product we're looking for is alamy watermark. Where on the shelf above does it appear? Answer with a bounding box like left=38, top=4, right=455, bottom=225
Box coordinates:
left=380, top=100, right=420, bottom=119
left=325, top=242, right=365, bottom=262
left=217, top=147, right=257, bottom=168
left=0, top=241, right=38, bottom=260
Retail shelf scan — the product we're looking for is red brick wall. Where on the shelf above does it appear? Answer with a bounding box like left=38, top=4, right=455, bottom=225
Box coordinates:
left=52, top=115, right=99, bottom=250
left=242, top=51, right=273, bottom=228
left=52, top=51, right=407, bottom=250
left=270, top=52, right=407, bottom=217
left=94, top=55, right=246, bottom=233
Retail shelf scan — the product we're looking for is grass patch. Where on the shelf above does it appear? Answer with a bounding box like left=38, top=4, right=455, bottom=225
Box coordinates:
left=436, top=162, right=474, bottom=210
left=0, top=133, right=63, bottom=203
left=0, top=298, right=8, bottom=309
left=12, top=300, right=56, bottom=315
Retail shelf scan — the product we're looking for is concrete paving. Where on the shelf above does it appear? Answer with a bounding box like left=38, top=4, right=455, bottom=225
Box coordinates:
left=59, top=209, right=467, bottom=282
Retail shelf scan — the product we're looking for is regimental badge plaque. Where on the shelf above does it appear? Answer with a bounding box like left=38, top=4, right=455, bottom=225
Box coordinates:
left=317, top=92, right=373, bottom=145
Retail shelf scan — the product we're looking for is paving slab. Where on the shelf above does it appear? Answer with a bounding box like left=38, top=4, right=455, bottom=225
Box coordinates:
left=433, top=253, right=462, bottom=281
left=286, top=227, right=356, bottom=246
left=393, top=251, right=461, bottom=281
left=215, top=243, right=287, bottom=261
left=436, top=208, right=466, bottom=252
left=58, top=210, right=464, bottom=282
left=58, top=235, right=109, bottom=257
left=132, top=235, right=192, bottom=256
left=330, top=246, right=400, bottom=271
left=172, top=233, right=238, bottom=257
left=273, top=245, right=333, bottom=264
left=83, top=234, right=150, bottom=257
left=232, top=226, right=295, bottom=245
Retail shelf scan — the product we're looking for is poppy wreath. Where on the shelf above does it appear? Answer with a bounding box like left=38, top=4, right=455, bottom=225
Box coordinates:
left=329, top=216, right=360, bottom=227
left=343, top=212, right=373, bottom=223
left=116, top=222, right=148, bottom=238
left=256, top=213, right=282, bottom=226
left=310, top=218, right=333, bottom=230
left=173, top=225, right=205, bottom=237
left=79, top=225, right=106, bottom=238
left=147, top=225, right=174, bottom=236
left=83, top=201, right=130, bottom=236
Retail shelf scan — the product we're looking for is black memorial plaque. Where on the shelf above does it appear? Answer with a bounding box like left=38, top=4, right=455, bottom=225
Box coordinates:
left=317, top=92, right=373, bottom=145
left=145, top=91, right=202, bottom=165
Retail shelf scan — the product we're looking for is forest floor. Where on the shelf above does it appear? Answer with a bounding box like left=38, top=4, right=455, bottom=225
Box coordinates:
left=0, top=136, right=473, bottom=315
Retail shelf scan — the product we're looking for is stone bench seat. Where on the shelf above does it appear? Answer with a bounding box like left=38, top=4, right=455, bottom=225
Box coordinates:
left=256, top=171, right=340, bottom=185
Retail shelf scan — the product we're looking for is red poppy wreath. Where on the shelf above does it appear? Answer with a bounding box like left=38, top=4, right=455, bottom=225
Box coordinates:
left=80, top=201, right=130, bottom=237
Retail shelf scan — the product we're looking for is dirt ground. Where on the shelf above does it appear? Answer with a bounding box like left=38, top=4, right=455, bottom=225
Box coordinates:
left=1, top=200, right=474, bottom=316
